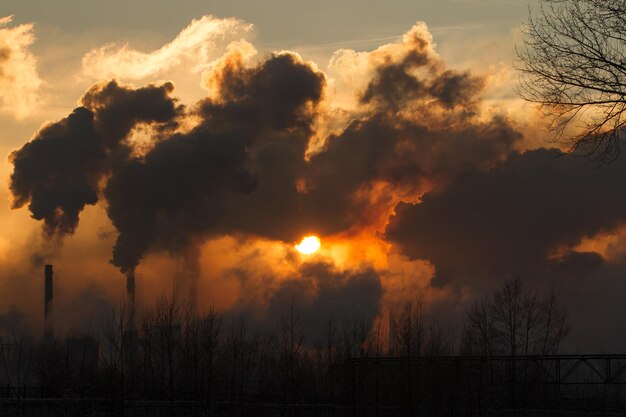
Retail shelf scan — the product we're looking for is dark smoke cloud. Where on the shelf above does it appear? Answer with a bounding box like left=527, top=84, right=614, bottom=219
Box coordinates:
left=9, top=25, right=519, bottom=281
left=362, top=46, right=483, bottom=112
left=10, top=107, right=102, bottom=236
left=362, top=49, right=431, bottom=107
left=386, top=148, right=626, bottom=287
left=106, top=53, right=324, bottom=272
left=303, top=113, right=519, bottom=235
left=220, top=29, right=517, bottom=242
left=294, top=34, right=516, bottom=235
left=9, top=81, right=180, bottom=237
left=81, top=80, right=181, bottom=149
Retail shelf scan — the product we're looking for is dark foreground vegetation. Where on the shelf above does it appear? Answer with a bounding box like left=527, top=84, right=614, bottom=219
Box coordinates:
left=1, top=278, right=625, bottom=416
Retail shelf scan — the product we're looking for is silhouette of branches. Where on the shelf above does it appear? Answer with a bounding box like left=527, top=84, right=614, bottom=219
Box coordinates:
left=517, top=0, right=626, bottom=163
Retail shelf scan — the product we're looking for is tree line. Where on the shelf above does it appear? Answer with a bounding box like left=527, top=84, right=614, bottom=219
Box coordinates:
left=0, top=277, right=575, bottom=416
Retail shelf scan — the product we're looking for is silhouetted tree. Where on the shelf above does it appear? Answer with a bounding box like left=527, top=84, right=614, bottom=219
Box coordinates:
left=463, top=298, right=498, bottom=356
left=391, top=293, right=426, bottom=358
left=101, top=299, right=133, bottom=405
left=540, top=288, right=569, bottom=354
left=492, top=278, right=526, bottom=356
left=151, top=291, right=182, bottom=399
left=277, top=301, right=305, bottom=412
left=462, top=278, right=569, bottom=356
left=199, top=305, right=222, bottom=412
left=1, top=333, right=34, bottom=397
left=340, top=307, right=371, bottom=360
left=517, top=0, right=626, bottom=162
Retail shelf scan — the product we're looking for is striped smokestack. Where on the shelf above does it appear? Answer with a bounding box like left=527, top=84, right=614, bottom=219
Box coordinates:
left=44, top=264, right=53, bottom=339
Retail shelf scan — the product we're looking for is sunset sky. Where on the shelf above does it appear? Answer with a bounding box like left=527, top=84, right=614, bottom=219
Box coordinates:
left=1, top=0, right=625, bottom=352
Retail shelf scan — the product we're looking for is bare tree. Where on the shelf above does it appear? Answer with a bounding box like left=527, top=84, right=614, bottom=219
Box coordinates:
left=224, top=316, right=248, bottom=411
left=200, top=305, right=222, bottom=412
left=277, top=301, right=305, bottom=411
left=522, top=289, right=541, bottom=355
left=540, top=288, right=570, bottom=354
left=492, top=278, right=526, bottom=357
left=181, top=309, right=202, bottom=397
left=462, top=298, right=498, bottom=356
left=390, top=293, right=426, bottom=417
left=152, top=291, right=182, bottom=400
left=517, top=0, right=626, bottom=162
left=424, top=319, right=454, bottom=357
left=340, top=307, right=372, bottom=360
left=320, top=312, right=338, bottom=401
left=463, top=278, right=569, bottom=356
left=392, top=293, right=426, bottom=359
left=1, top=333, right=34, bottom=397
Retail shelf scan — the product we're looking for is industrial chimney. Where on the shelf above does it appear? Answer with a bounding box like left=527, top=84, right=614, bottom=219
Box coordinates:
left=44, top=264, right=53, bottom=340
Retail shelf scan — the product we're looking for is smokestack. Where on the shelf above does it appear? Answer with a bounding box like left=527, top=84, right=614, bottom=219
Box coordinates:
left=44, top=264, right=53, bottom=340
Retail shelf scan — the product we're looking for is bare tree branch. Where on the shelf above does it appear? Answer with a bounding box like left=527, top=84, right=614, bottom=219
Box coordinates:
left=516, top=0, right=626, bottom=163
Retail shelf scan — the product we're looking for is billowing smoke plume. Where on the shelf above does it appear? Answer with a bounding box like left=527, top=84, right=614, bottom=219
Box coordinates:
left=386, top=148, right=626, bottom=287
left=9, top=81, right=180, bottom=237
left=296, top=25, right=519, bottom=235
left=105, top=52, right=325, bottom=272
left=9, top=22, right=519, bottom=283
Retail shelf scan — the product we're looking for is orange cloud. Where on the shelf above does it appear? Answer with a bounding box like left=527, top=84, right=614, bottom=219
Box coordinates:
left=0, top=16, right=43, bottom=119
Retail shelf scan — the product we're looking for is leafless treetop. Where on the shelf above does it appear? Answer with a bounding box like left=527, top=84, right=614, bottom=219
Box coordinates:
left=517, top=0, right=626, bottom=162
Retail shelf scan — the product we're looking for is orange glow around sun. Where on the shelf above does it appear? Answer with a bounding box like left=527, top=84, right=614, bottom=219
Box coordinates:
left=295, top=235, right=321, bottom=254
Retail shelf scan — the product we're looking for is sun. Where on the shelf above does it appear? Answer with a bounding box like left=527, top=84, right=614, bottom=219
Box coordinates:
left=295, top=235, right=321, bottom=255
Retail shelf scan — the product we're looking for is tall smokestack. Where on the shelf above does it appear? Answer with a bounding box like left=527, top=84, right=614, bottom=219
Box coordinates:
left=126, top=271, right=136, bottom=331
left=44, top=264, right=53, bottom=340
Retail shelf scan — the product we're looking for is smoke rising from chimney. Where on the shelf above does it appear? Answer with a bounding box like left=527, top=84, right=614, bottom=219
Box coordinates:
left=8, top=23, right=519, bottom=335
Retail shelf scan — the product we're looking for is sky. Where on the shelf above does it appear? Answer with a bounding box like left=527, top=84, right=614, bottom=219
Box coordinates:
left=1, top=0, right=625, bottom=353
